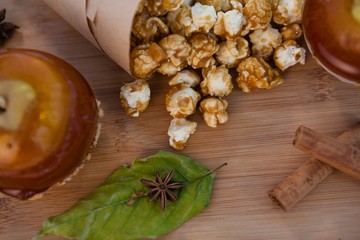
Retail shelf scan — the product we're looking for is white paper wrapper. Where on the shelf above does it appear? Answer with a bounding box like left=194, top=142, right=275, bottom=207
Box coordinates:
left=43, top=0, right=142, bottom=75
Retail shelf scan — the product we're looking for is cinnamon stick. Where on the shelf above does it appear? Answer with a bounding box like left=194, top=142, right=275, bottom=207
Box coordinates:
left=269, top=123, right=360, bottom=211
left=294, top=126, right=360, bottom=180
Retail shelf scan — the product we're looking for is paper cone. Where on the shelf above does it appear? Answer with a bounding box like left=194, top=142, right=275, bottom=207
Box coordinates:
left=43, top=0, right=142, bottom=75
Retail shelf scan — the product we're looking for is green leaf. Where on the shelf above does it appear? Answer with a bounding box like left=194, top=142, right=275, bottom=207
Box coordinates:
left=34, top=151, right=215, bottom=240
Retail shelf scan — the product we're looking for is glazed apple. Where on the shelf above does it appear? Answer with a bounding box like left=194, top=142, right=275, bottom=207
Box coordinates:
left=0, top=48, right=99, bottom=200
left=303, top=0, right=360, bottom=84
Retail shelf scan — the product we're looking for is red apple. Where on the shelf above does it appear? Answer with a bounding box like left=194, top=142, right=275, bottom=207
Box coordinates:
left=0, top=49, right=99, bottom=200
left=303, top=0, right=360, bottom=84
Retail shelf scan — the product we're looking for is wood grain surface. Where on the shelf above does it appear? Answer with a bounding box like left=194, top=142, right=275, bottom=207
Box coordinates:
left=1, top=1, right=360, bottom=239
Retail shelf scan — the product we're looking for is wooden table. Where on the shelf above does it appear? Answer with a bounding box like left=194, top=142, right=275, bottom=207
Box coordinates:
left=1, top=1, right=360, bottom=239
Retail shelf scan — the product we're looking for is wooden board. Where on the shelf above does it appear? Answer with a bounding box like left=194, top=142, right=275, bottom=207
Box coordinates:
left=1, top=1, right=360, bottom=239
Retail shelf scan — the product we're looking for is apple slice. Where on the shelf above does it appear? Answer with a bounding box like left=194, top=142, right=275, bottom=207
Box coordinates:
left=0, top=80, right=36, bottom=131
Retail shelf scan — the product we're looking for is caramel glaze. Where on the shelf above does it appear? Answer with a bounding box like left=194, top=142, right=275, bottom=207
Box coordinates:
left=303, top=0, right=360, bottom=84
left=0, top=49, right=98, bottom=199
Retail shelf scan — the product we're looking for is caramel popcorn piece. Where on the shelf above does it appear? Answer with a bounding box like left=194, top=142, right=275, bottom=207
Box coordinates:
left=213, top=8, right=247, bottom=39
left=249, top=25, right=282, bottom=60
left=130, top=43, right=166, bottom=79
left=169, top=70, right=201, bottom=87
left=188, top=33, right=219, bottom=69
left=168, top=118, right=197, bottom=150
left=199, top=97, right=229, bottom=128
left=167, top=3, right=217, bottom=37
left=166, top=5, right=197, bottom=37
left=281, top=23, right=303, bottom=41
left=273, top=40, right=306, bottom=71
left=243, top=0, right=272, bottom=30
left=191, top=3, right=217, bottom=33
left=201, top=65, right=233, bottom=97
left=270, top=0, right=279, bottom=10
left=157, top=62, right=188, bottom=76
left=120, top=80, right=151, bottom=117
left=273, top=0, right=304, bottom=25
left=230, top=0, right=246, bottom=10
left=165, top=84, right=201, bottom=118
left=132, top=11, right=169, bottom=43
left=145, top=0, right=184, bottom=16
left=158, top=34, right=191, bottom=76
left=162, top=0, right=184, bottom=10
left=236, top=56, right=284, bottom=92
left=196, top=0, right=232, bottom=12
left=215, top=37, right=250, bottom=68
left=148, top=42, right=168, bottom=62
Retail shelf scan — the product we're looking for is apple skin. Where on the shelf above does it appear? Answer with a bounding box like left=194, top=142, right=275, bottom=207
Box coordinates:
left=303, top=0, right=360, bottom=84
left=0, top=48, right=98, bottom=194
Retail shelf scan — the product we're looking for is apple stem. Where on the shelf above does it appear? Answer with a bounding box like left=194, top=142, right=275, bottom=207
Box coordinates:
left=0, top=96, right=6, bottom=112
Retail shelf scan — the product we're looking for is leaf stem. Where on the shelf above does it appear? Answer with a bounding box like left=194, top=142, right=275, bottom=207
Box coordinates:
left=207, top=162, right=228, bottom=176
left=186, top=162, right=228, bottom=184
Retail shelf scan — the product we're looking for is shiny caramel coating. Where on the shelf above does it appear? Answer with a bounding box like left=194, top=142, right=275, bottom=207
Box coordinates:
left=199, top=97, right=229, bottom=128
left=188, top=33, right=219, bottom=69
left=236, top=56, right=284, bottom=92
left=0, top=48, right=98, bottom=194
left=165, top=84, right=201, bottom=118
left=243, top=0, right=272, bottom=30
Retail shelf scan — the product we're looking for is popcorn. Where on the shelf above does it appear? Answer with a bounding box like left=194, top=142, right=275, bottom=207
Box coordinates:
left=166, top=5, right=197, bottom=36
left=270, top=0, right=279, bottom=10
left=145, top=0, right=184, bottom=16
left=127, top=0, right=307, bottom=150
left=167, top=3, right=218, bottom=37
left=215, top=37, right=250, bottom=68
left=273, top=40, right=306, bottom=71
left=191, top=3, right=217, bottom=33
left=158, top=34, right=191, bottom=76
left=162, top=0, right=184, bottom=11
left=148, top=41, right=168, bottom=62
left=130, top=43, right=166, bottom=78
left=196, top=0, right=232, bottom=12
left=119, top=79, right=151, bottom=117
left=243, top=0, right=272, bottom=30
left=249, top=25, right=282, bottom=60
left=165, top=84, right=201, bottom=118
left=201, top=65, right=233, bottom=97
left=169, top=70, right=201, bottom=87
left=168, top=118, right=197, bottom=150
left=132, top=11, right=169, bottom=43
left=199, top=97, right=229, bottom=128
left=236, top=56, right=284, bottom=92
left=280, top=23, right=303, bottom=41
left=188, top=33, right=219, bottom=69
left=273, top=0, right=304, bottom=25
left=213, top=9, right=247, bottom=39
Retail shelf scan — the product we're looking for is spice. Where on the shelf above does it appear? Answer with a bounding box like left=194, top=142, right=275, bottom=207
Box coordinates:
left=0, top=9, right=19, bottom=45
left=141, top=171, right=184, bottom=211
left=294, top=126, right=360, bottom=180
left=269, top=124, right=360, bottom=211
left=140, top=162, right=228, bottom=211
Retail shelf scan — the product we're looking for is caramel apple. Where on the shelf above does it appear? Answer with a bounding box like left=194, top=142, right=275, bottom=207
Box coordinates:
left=303, top=0, right=360, bottom=84
left=0, top=48, right=100, bottom=200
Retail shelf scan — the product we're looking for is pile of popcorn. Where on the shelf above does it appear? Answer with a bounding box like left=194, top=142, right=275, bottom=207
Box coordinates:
left=120, top=0, right=306, bottom=150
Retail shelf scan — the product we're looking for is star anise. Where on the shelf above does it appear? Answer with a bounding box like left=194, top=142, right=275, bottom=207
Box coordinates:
left=140, top=171, right=184, bottom=211
left=0, top=9, right=19, bottom=46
